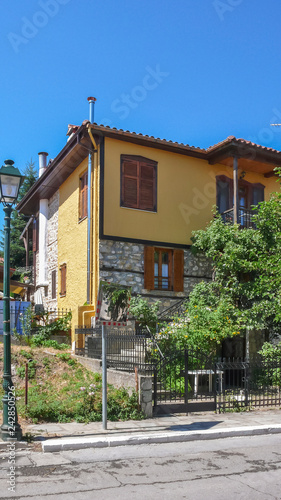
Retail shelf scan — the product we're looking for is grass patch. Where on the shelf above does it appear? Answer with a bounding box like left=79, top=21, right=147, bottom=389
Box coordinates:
left=0, top=344, right=144, bottom=424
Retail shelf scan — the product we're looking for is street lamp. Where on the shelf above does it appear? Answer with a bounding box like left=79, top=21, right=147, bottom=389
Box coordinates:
left=0, top=160, right=24, bottom=441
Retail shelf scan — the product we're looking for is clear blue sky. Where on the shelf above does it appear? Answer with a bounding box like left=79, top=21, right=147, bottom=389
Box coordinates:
left=1, top=0, right=281, bottom=228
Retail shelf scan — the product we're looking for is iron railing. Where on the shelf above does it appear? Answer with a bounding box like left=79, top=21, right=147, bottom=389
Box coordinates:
left=75, top=326, right=156, bottom=372
left=157, top=298, right=187, bottom=322
left=220, top=207, right=256, bottom=229
left=216, top=357, right=281, bottom=412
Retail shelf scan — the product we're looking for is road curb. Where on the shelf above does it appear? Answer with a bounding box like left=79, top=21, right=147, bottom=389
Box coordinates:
left=41, top=424, right=281, bottom=452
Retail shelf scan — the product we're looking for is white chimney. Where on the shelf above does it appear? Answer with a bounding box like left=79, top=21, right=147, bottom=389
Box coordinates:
left=38, top=152, right=48, bottom=177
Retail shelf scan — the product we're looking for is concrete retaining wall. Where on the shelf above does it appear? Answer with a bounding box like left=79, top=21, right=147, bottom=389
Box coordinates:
left=74, top=355, right=153, bottom=417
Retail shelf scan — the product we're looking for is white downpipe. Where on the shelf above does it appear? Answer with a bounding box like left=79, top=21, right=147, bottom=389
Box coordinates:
left=38, top=199, right=48, bottom=285
left=38, top=152, right=49, bottom=287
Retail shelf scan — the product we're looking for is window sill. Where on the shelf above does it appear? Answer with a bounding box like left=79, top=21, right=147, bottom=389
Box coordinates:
left=59, top=293, right=66, bottom=297
left=78, top=216, right=88, bottom=224
left=121, top=206, right=157, bottom=214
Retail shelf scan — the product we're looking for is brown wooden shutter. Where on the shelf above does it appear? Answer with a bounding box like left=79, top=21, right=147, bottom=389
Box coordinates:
left=60, top=264, right=66, bottom=296
left=122, top=160, right=139, bottom=208
left=32, top=218, right=38, bottom=252
left=79, top=172, right=88, bottom=219
left=144, top=246, right=155, bottom=290
left=140, top=163, right=155, bottom=211
left=173, top=250, right=184, bottom=292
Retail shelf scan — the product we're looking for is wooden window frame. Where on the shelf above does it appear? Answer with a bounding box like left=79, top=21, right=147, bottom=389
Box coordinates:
left=79, top=170, right=88, bottom=220
left=120, top=155, right=157, bottom=212
left=154, top=248, right=173, bottom=291
left=60, top=264, right=66, bottom=297
left=144, top=246, right=184, bottom=292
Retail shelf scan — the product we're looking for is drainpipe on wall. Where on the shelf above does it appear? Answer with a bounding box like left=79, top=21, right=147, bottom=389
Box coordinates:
left=38, top=152, right=49, bottom=287
left=87, top=97, right=96, bottom=304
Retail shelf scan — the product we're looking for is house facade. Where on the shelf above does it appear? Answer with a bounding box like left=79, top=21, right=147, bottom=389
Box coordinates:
left=17, top=113, right=281, bottom=342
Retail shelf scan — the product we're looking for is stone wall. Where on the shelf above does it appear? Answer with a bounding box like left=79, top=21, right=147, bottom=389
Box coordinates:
left=99, top=239, right=212, bottom=311
left=33, top=191, right=59, bottom=309
left=139, top=375, right=153, bottom=417
left=47, top=191, right=59, bottom=308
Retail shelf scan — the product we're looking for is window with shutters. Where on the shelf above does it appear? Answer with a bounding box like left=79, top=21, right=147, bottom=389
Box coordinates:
left=121, top=155, right=157, bottom=212
left=144, top=247, right=184, bottom=292
left=79, top=171, right=88, bottom=220
left=60, top=264, right=66, bottom=297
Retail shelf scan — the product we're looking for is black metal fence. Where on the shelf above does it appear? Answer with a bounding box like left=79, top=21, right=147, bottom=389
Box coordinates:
left=74, top=327, right=281, bottom=412
left=153, top=348, right=281, bottom=414
left=75, top=326, right=156, bottom=372
left=216, top=358, right=281, bottom=412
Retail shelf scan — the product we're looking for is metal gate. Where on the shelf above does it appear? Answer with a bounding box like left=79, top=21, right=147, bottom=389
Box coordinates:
left=153, top=351, right=281, bottom=414
left=153, top=348, right=218, bottom=414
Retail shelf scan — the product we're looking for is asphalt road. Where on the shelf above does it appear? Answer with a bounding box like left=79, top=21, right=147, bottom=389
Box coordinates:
left=1, top=434, right=281, bottom=499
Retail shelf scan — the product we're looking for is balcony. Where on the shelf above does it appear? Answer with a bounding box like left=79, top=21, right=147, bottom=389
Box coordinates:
left=220, top=207, right=256, bottom=229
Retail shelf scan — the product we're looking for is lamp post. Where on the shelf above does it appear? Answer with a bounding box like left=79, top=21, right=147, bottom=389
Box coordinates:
left=0, top=160, right=24, bottom=441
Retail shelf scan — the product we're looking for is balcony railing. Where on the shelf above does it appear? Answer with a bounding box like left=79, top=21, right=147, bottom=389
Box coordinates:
left=220, top=207, right=256, bottom=229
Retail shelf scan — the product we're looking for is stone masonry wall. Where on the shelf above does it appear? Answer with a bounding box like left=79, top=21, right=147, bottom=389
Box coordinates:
left=99, top=239, right=212, bottom=312
left=47, top=191, right=59, bottom=308
left=33, top=191, right=59, bottom=309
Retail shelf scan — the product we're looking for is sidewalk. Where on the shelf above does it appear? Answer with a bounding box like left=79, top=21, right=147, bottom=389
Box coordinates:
left=7, top=408, right=281, bottom=453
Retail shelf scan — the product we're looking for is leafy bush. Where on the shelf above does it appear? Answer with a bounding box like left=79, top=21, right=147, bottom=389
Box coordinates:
left=21, top=380, right=144, bottom=424
left=130, top=295, right=160, bottom=333
left=14, top=309, right=72, bottom=347
left=152, top=281, right=242, bottom=357
left=257, top=342, right=281, bottom=387
left=16, top=359, right=37, bottom=380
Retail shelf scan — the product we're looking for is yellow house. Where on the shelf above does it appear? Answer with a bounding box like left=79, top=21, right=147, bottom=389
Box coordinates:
left=17, top=110, right=281, bottom=343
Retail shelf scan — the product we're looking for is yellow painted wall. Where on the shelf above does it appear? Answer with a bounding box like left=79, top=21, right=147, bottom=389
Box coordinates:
left=57, top=158, right=89, bottom=336
left=103, top=138, right=278, bottom=245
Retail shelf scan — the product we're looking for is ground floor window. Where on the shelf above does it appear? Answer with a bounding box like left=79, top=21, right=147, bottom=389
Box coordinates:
left=144, top=246, right=184, bottom=292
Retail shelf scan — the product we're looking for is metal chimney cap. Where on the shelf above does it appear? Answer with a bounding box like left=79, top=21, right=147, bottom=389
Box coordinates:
left=38, top=152, right=48, bottom=156
left=87, top=97, right=97, bottom=102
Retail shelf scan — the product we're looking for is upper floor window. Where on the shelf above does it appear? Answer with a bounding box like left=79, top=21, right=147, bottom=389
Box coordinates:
left=216, top=175, right=264, bottom=213
left=60, top=264, right=67, bottom=297
left=79, top=171, right=88, bottom=220
left=121, top=155, right=157, bottom=212
left=144, top=246, right=184, bottom=292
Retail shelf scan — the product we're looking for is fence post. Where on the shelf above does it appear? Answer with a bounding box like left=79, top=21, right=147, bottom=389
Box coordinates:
left=153, top=365, right=158, bottom=412
left=244, top=362, right=249, bottom=407
left=214, top=362, right=217, bottom=412
left=102, top=324, right=107, bottom=430
left=184, top=348, right=189, bottom=406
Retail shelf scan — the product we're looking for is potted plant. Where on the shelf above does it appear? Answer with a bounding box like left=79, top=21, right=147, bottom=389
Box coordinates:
left=20, top=270, right=32, bottom=284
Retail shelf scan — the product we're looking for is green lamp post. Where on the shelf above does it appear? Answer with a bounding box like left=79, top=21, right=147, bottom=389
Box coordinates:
left=0, top=160, right=24, bottom=441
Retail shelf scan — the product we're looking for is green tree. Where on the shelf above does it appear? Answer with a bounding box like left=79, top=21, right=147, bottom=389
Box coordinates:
left=154, top=175, right=281, bottom=354
left=191, top=181, right=281, bottom=338
left=1, top=159, right=37, bottom=268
